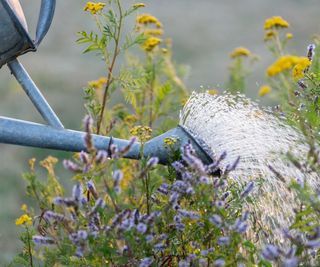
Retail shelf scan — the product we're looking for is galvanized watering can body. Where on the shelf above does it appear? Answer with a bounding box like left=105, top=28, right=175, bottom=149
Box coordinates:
left=0, top=0, right=213, bottom=165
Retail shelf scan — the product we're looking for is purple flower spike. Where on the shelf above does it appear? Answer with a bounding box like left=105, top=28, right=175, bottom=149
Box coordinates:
left=178, top=260, right=189, bottom=267
left=139, top=257, right=154, bottom=267
left=113, top=170, right=123, bottom=182
left=32, top=235, right=55, bottom=245
left=147, top=157, right=159, bottom=168
left=87, top=180, right=99, bottom=199
left=307, top=44, right=316, bottom=61
left=96, top=150, right=109, bottom=164
left=240, top=181, right=254, bottom=198
left=261, top=244, right=280, bottom=261
left=305, top=239, right=320, bottom=249
left=72, top=182, right=83, bottom=202
left=217, top=236, right=230, bottom=246
left=44, top=211, right=68, bottom=223
left=136, top=223, right=147, bottom=234
left=63, top=159, right=82, bottom=172
left=209, top=214, right=223, bottom=228
left=214, top=259, right=225, bottom=267
left=282, top=257, right=299, bottom=267
left=80, top=151, right=90, bottom=164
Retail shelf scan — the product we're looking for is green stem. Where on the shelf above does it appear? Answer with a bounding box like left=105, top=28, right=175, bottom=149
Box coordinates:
left=305, top=73, right=320, bottom=87
left=145, top=173, right=150, bottom=215
left=97, top=0, right=123, bottom=134
left=26, top=227, right=34, bottom=267
left=279, top=73, right=294, bottom=104
left=148, top=59, right=156, bottom=127
left=274, top=31, right=284, bottom=57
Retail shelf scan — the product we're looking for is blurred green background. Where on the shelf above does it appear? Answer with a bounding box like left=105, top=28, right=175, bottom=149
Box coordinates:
left=0, top=0, right=319, bottom=263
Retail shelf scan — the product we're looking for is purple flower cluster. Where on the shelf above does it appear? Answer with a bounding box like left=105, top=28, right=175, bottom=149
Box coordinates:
left=261, top=226, right=320, bottom=266
left=32, top=133, right=258, bottom=264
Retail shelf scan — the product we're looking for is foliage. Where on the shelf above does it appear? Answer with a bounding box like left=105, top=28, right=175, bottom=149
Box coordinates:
left=10, top=3, right=320, bottom=267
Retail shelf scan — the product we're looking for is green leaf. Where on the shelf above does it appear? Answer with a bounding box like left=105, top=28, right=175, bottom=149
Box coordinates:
left=83, top=43, right=100, bottom=54
left=121, top=33, right=146, bottom=51
left=154, top=82, right=172, bottom=111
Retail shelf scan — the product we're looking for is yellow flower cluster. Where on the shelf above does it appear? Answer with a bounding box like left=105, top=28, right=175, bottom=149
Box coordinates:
left=130, top=125, right=152, bottom=142
left=136, top=13, right=163, bottom=52
left=266, top=55, right=301, bottom=76
left=84, top=2, right=106, bottom=15
left=40, top=156, right=58, bottom=176
left=163, top=137, right=177, bottom=146
left=132, top=3, right=145, bottom=8
left=15, top=214, right=32, bottom=226
left=292, top=57, right=311, bottom=81
left=142, top=37, right=162, bottom=52
left=264, top=16, right=289, bottom=30
left=88, top=77, right=108, bottom=89
left=136, top=14, right=162, bottom=28
left=258, top=85, right=272, bottom=97
left=230, top=47, right=251, bottom=59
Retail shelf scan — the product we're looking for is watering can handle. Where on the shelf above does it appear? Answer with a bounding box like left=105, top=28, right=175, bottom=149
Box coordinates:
left=34, top=0, right=56, bottom=46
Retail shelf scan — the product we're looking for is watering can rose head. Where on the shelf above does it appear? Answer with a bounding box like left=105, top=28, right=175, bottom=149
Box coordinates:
left=0, top=0, right=56, bottom=67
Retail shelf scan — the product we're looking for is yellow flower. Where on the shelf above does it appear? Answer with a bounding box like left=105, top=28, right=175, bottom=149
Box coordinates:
left=88, top=77, right=108, bottom=89
left=142, top=37, right=162, bottom=52
left=292, top=57, right=311, bottom=81
left=120, top=165, right=134, bottom=188
left=28, top=157, right=36, bottom=172
left=136, top=14, right=162, bottom=28
left=133, top=3, right=145, bottom=8
left=286, top=33, right=293, bottom=39
left=84, top=2, right=106, bottom=15
left=40, top=156, right=58, bottom=176
left=258, top=85, right=272, bottom=97
left=207, top=89, right=219, bottom=95
left=143, top=29, right=164, bottom=36
left=130, top=125, right=152, bottom=142
left=264, top=16, right=289, bottom=30
left=21, top=204, right=28, bottom=212
left=15, top=214, right=32, bottom=226
left=266, top=55, right=301, bottom=77
left=163, top=137, right=177, bottom=146
left=230, top=47, right=251, bottom=58
left=264, top=30, right=276, bottom=41
left=124, top=114, right=138, bottom=124
left=161, top=48, right=168, bottom=54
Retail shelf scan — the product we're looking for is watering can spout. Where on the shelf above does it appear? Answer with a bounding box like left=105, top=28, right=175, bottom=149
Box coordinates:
left=0, top=117, right=213, bottom=165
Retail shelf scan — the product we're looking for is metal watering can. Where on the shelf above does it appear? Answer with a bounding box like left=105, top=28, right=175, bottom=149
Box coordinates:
left=0, top=0, right=212, bottom=165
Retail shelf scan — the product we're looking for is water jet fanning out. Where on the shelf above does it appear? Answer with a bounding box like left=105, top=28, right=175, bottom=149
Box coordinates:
left=180, top=92, right=319, bottom=243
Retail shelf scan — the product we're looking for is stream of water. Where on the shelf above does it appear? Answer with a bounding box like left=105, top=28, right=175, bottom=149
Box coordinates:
left=180, top=92, right=319, bottom=243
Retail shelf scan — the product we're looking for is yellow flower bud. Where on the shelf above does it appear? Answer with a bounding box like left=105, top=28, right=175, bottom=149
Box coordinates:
left=258, top=85, right=272, bottom=97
